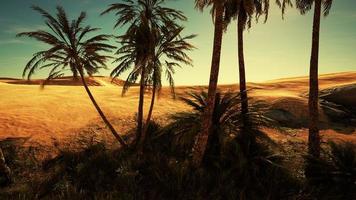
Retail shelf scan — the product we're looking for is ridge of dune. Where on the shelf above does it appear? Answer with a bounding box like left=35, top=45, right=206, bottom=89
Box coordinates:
left=1, top=71, right=355, bottom=88
left=0, top=76, right=130, bottom=87
left=264, top=71, right=356, bottom=82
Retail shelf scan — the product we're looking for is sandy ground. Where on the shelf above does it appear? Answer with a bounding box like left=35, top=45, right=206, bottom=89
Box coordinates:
left=0, top=72, right=356, bottom=146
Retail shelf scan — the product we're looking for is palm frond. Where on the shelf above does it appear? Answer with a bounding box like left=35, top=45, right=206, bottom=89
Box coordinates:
left=19, top=6, right=115, bottom=81
left=105, top=0, right=195, bottom=97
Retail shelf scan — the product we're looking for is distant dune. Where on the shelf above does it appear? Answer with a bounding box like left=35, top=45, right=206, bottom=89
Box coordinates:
left=0, top=76, right=133, bottom=87
left=0, top=71, right=355, bottom=146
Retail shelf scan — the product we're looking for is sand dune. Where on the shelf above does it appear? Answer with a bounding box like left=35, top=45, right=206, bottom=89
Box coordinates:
left=0, top=71, right=355, bottom=145
left=0, top=76, right=130, bottom=87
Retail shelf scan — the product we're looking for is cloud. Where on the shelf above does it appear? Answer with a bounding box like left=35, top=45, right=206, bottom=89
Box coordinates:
left=0, top=39, right=26, bottom=45
left=0, top=19, right=9, bottom=23
left=4, top=25, right=47, bottom=34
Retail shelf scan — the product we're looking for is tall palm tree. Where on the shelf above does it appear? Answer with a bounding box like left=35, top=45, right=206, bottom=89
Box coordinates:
left=192, top=0, right=226, bottom=167
left=17, top=6, right=127, bottom=147
left=224, top=0, right=269, bottom=123
left=102, top=0, right=187, bottom=145
left=296, top=0, right=333, bottom=158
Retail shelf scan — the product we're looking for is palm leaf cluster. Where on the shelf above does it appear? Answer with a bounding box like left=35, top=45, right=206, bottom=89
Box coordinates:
left=101, top=0, right=186, bottom=34
left=224, top=0, right=270, bottom=30
left=296, top=0, right=333, bottom=16
left=113, top=26, right=196, bottom=96
left=18, top=6, right=115, bottom=81
left=166, top=91, right=241, bottom=153
left=162, top=91, right=274, bottom=157
left=103, top=0, right=192, bottom=95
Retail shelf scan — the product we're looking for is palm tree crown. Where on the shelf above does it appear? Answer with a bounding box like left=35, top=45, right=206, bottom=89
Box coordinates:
left=224, top=0, right=270, bottom=31
left=101, top=0, right=186, bottom=34
left=18, top=6, right=115, bottom=81
left=112, top=26, right=195, bottom=96
left=102, top=0, right=189, bottom=91
left=296, top=0, right=333, bottom=16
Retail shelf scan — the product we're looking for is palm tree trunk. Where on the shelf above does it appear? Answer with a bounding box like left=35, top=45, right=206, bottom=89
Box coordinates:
left=136, top=67, right=146, bottom=146
left=238, top=11, right=248, bottom=117
left=308, top=0, right=322, bottom=158
left=143, top=84, right=156, bottom=139
left=237, top=10, right=255, bottom=152
left=192, top=2, right=224, bottom=167
left=0, top=147, right=11, bottom=186
left=77, top=67, right=127, bottom=148
left=146, top=85, right=156, bottom=127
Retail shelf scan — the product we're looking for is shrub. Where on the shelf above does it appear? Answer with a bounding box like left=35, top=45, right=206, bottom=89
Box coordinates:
left=305, top=141, right=356, bottom=199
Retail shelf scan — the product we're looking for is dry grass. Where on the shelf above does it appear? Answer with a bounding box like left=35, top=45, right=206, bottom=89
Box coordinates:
left=0, top=72, right=356, bottom=146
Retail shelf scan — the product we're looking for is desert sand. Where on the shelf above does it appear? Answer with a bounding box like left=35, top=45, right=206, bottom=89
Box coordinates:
left=0, top=72, right=356, bottom=146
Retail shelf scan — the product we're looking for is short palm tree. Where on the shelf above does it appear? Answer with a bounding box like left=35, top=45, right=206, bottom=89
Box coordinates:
left=163, top=91, right=273, bottom=160
left=296, top=0, right=333, bottom=158
left=224, top=0, right=269, bottom=119
left=17, top=6, right=127, bottom=147
left=102, top=0, right=187, bottom=146
left=192, top=0, right=226, bottom=167
left=165, top=91, right=241, bottom=158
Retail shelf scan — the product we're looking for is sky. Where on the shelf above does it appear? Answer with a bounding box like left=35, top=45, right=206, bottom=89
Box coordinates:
left=0, top=0, right=355, bottom=85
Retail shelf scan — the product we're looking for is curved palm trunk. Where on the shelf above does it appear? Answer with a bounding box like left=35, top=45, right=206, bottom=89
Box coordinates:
left=136, top=67, right=146, bottom=146
left=192, top=2, right=224, bottom=167
left=146, top=85, right=156, bottom=127
left=77, top=67, right=127, bottom=148
left=238, top=11, right=249, bottom=117
left=308, top=0, right=322, bottom=158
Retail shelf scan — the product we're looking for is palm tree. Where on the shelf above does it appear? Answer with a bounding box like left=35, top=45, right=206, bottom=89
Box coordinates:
left=141, top=27, right=195, bottom=146
left=17, top=6, right=127, bottom=147
left=102, top=0, right=187, bottom=145
left=224, top=0, right=269, bottom=121
left=110, top=27, right=195, bottom=148
left=296, top=0, right=333, bottom=158
left=191, top=0, right=225, bottom=167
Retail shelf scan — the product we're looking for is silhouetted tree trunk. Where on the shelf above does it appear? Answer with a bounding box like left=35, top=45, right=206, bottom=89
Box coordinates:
left=77, top=66, right=127, bottom=148
left=308, top=0, right=321, bottom=158
left=237, top=10, right=249, bottom=117
left=192, top=2, right=224, bottom=167
left=0, top=147, right=11, bottom=186
left=146, top=85, right=156, bottom=128
left=140, top=82, right=157, bottom=148
left=236, top=13, right=256, bottom=153
left=71, top=64, right=79, bottom=81
left=136, top=67, right=146, bottom=146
